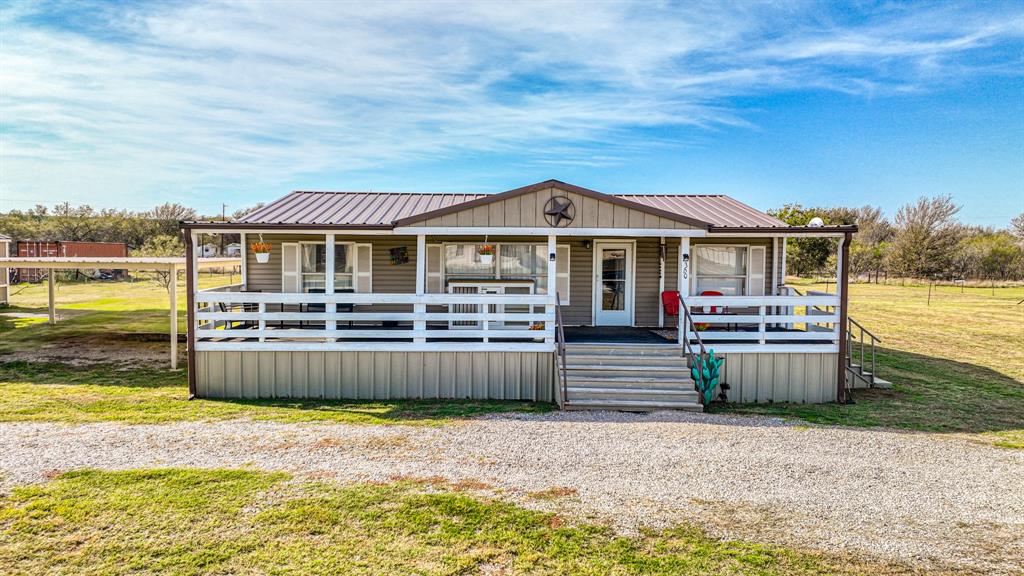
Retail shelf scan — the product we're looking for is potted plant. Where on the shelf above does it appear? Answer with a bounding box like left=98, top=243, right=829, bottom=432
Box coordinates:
left=250, top=238, right=272, bottom=263
left=529, top=322, right=546, bottom=341
left=477, top=244, right=495, bottom=265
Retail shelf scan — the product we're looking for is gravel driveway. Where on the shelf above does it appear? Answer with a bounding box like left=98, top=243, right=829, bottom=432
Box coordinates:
left=2, top=411, right=1022, bottom=574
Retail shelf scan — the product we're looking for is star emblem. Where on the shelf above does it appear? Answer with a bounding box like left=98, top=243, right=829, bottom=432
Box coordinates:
left=544, top=196, right=575, bottom=227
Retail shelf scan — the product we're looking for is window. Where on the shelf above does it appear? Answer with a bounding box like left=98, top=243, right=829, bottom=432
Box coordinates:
left=694, top=246, right=747, bottom=296
left=440, top=243, right=569, bottom=303
left=298, top=243, right=361, bottom=292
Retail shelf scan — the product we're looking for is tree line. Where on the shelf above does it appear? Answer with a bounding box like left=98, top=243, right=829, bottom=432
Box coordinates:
left=772, top=197, right=1024, bottom=283
left=1, top=198, right=1021, bottom=283
left=0, top=202, right=262, bottom=259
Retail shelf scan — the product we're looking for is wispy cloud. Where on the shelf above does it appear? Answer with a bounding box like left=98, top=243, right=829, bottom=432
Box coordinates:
left=1, top=0, right=1021, bottom=209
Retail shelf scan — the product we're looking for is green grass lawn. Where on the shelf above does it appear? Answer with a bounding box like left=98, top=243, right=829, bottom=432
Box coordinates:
left=721, top=280, right=1024, bottom=449
left=0, top=273, right=234, bottom=354
left=0, top=362, right=549, bottom=425
left=0, top=468, right=933, bottom=576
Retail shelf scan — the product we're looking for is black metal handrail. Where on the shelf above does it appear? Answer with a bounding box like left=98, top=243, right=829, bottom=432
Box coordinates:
left=677, top=293, right=709, bottom=404
left=554, top=292, right=569, bottom=408
left=847, top=317, right=881, bottom=384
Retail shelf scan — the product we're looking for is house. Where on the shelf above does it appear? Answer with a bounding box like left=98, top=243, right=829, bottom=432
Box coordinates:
left=200, top=243, right=220, bottom=258
left=181, top=180, right=866, bottom=410
left=225, top=243, right=242, bottom=257
left=0, top=234, right=9, bottom=305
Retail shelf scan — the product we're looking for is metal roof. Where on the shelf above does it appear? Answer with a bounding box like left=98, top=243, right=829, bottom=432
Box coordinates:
left=616, top=195, right=787, bottom=228
left=236, top=192, right=487, bottom=227
left=228, top=181, right=791, bottom=230
left=0, top=234, right=10, bottom=241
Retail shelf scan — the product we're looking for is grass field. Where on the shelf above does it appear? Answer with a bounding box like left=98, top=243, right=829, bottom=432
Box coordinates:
left=1, top=277, right=1022, bottom=446
left=0, top=468, right=936, bottom=576
left=721, top=279, right=1024, bottom=449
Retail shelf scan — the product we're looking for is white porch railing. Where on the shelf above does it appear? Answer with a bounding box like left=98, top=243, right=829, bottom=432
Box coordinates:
left=680, top=294, right=841, bottom=353
left=193, top=290, right=556, bottom=352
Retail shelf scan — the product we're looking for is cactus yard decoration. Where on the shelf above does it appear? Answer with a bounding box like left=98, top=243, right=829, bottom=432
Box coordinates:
left=691, top=349, right=724, bottom=404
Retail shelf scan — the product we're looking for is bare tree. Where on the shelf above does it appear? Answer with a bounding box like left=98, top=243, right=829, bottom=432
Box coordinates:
left=887, top=195, right=962, bottom=280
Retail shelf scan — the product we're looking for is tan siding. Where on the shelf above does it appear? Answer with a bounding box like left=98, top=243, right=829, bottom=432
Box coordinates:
left=403, top=189, right=697, bottom=229
left=716, top=352, right=838, bottom=403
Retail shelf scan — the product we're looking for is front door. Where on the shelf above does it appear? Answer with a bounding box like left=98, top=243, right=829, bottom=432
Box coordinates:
left=593, top=241, right=633, bottom=326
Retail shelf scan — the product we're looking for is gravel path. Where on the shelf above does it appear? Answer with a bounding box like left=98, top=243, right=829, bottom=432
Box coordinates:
left=2, top=411, right=1022, bottom=574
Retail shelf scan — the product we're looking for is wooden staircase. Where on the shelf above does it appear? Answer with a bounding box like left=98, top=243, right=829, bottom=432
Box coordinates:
left=558, top=343, right=703, bottom=411
left=845, top=317, right=891, bottom=389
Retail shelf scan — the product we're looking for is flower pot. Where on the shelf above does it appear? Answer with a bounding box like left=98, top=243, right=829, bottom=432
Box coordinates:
left=479, top=254, right=493, bottom=265
left=255, top=252, right=270, bottom=264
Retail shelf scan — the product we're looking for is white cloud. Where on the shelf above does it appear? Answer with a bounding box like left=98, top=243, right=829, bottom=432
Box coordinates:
left=0, top=0, right=1021, bottom=209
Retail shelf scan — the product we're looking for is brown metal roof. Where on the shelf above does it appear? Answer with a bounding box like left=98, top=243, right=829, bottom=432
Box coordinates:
left=228, top=180, right=791, bottom=230
left=616, top=194, right=787, bottom=228
left=235, top=191, right=488, bottom=226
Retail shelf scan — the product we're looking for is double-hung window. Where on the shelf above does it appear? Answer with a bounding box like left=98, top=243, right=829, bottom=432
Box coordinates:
left=436, top=243, right=570, bottom=303
left=283, top=242, right=369, bottom=293
left=694, top=246, right=748, bottom=296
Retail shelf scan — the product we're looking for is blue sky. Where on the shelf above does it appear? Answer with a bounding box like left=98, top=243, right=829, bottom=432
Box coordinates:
left=1, top=1, right=1022, bottom=226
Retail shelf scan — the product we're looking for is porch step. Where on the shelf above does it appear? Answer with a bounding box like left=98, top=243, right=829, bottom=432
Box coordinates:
left=563, top=398, right=703, bottom=412
left=558, top=343, right=700, bottom=412
left=563, top=343, right=680, bottom=356
left=847, top=363, right=893, bottom=389
left=566, top=386, right=699, bottom=403
left=564, top=354, right=687, bottom=367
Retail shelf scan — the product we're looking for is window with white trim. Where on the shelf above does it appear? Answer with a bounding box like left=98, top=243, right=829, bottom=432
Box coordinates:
left=693, top=245, right=748, bottom=296
left=298, top=242, right=370, bottom=292
left=440, top=243, right=569, bottom=303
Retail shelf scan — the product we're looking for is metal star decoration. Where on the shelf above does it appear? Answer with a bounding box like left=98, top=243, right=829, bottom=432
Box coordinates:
left=543, top=196, right=575, bottom=227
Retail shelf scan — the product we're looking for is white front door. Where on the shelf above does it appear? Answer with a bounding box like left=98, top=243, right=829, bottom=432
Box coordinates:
left=593, top=241, right=633, bottom=326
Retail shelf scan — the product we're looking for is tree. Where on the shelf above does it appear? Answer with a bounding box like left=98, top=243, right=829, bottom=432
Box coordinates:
left=135, top=234, right=185, bottom=288
left=1011, top=212, right=1024, bottom=243
left=770, top=204, right=835, bottom=277
left=886, top=196, right=962, bottom=280
left=233, top=203, right=265, bottom=220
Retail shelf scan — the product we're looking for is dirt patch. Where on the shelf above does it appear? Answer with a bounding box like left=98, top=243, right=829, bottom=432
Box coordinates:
left=0, top=336, right=182, bottom=368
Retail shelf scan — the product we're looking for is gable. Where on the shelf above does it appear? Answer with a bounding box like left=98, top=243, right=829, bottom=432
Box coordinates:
left=400, top=181, right=705, bottom=230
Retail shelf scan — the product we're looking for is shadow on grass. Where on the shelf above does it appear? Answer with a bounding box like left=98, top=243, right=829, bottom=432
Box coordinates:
left=0, top=360, right=554, bottom=424
left=719, top=347, right=1024, bottom=435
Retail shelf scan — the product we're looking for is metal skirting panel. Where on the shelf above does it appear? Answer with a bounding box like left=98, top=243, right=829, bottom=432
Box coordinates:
left=717, top=352, right=838, bottom=403
left=195, top=350, right=556, bottom=402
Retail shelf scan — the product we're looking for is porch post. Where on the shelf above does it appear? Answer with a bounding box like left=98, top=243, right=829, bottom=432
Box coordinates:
left=168, top=264, right=177, bottom=370
left=240, top=232, right=247, bottom=290
left=414, top=234, right=426, bottom=343
left=325, top=234, right=336, bottom=337
left=546, top=234, right=556, bottom=344
left=836, top=233, right=851, bottom=404
left=185, top=230, right=198, bottom=398
left=678, top=238, right=690, bottom=344
left=658, top=236, right=665, bottom=328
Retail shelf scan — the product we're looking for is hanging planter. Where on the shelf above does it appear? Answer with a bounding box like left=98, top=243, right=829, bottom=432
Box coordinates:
left=477, top=244, right=495, bottom=265
left=250, top=239, right=272, bottom=263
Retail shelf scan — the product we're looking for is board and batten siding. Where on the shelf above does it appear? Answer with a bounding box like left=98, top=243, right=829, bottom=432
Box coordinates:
left=716, top=352, right=838, bottom=403
left=407, top=186, right=698, bottom=230
left=195, top=350, right=555, bottom=402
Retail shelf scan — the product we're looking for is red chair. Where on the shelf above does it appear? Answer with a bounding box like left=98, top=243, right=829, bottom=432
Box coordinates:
left=661, top=290, right=679, bottom=316
left=695, top=290, right=727, bottom=330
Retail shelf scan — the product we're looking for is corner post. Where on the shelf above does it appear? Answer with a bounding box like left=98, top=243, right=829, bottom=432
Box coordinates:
left=168, top=264, right=177, bottom=370
left=836, top=232, right=851, bottom=403
left=414, top=234, right=426, bottom=343
left=546, top=234, right=556, bottom=344
left=185, top=229, right=198, bottom=398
